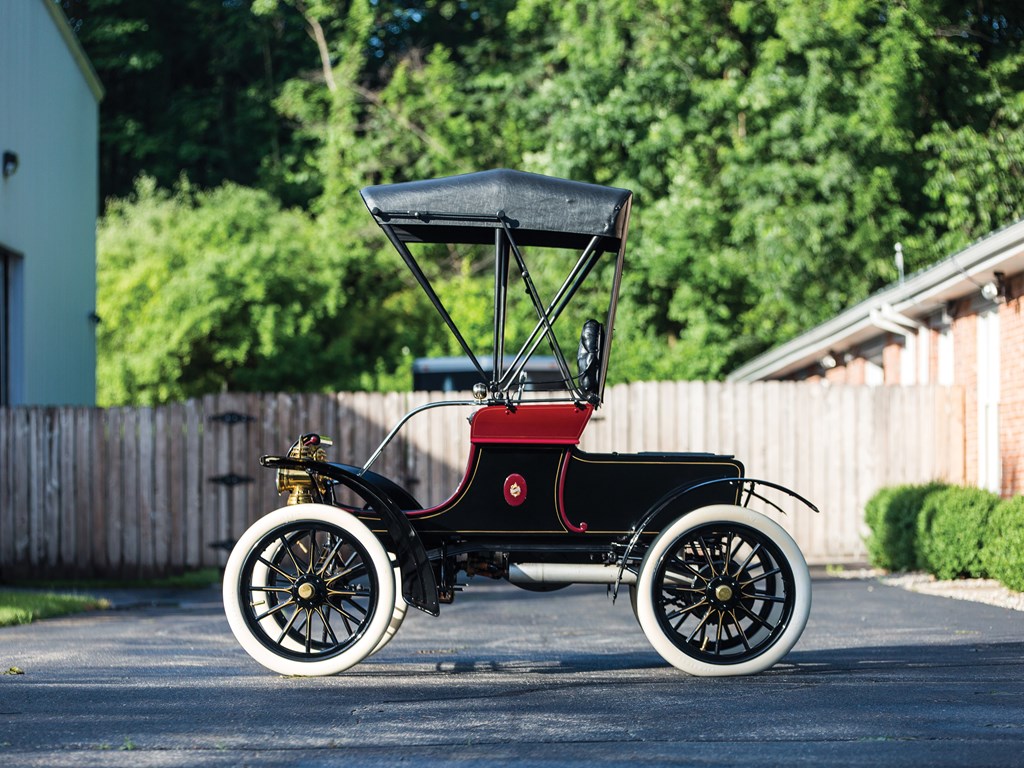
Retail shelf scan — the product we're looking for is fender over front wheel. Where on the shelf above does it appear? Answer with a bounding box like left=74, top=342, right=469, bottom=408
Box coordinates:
left=635, top=505, right=811, bottom=676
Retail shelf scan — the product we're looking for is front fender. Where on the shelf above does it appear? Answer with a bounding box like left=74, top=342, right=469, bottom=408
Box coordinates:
left=260, top=455, right=439, bottom=616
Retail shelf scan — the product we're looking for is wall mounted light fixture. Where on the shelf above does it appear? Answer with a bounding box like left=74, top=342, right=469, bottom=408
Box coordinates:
left=981, top=272, right=1007, bottom=304
left=2, top=151, right=18, bottom=179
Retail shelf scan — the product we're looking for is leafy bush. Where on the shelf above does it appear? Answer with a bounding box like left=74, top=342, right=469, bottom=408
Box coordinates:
left=916, top=486, right=1000, bottom=580
left=982, top=496, right=1024, bottom=592
left=863, top=483, right=948, bottom=571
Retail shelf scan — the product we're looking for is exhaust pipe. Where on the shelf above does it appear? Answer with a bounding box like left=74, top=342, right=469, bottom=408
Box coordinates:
left=508, top=563, right=637, bottom=586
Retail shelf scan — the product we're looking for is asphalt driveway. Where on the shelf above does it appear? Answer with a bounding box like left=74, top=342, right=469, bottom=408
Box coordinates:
left=1, top=574, right=1022, bottom=767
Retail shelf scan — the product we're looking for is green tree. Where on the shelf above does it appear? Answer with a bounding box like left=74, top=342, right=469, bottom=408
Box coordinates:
left=86, top=0, right=1024, bottom=399
left=96, top=177, right=445, bottom=404
left=65, top=0, right=312, bottom=204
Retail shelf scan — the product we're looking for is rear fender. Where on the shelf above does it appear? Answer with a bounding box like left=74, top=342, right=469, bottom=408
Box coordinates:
left=260, top=455, right=439, bottom=616
left=614, top=477, right=819, bottom=597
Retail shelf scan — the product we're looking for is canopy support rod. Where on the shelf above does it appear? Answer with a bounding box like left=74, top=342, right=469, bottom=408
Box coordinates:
left=598, top=196, right=631, bottom=400
left=379, top=223, right=487, bottom=380
left=499, top=235, right=602, bottom=395
left=492, top=230, right=510, bottom=389
left=500, top=220, right=579, bottom=395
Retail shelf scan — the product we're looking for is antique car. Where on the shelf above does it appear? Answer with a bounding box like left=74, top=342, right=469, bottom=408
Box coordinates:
left=222, top=169, right=818, bottom=677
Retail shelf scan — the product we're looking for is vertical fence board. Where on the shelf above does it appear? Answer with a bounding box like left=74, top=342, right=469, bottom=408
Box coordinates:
left=58, top=408, right=76, bottom=569
left=27, top=409, right=44, bottom=569
left=153, top=406, right=171, bottom=573
left=184, top=399, right=203, bottom=569
left=138, top=408, right=156, bottom=575
left=12, top=409, right=31, bottom=569
left=165, top=404, right=184, bottom=570
left=90, top=408, right=108, bottom=573
left=73, top=409, right=93, bottom=574
left=121, top=408, right=141, bottom=576
left=104, top=409, right=123, bottom=574
left=0, top=409, right=12, bottom=574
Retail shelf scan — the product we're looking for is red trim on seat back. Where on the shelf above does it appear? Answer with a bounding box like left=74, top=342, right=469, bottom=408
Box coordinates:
left=469, top=403, right=594, bottom=446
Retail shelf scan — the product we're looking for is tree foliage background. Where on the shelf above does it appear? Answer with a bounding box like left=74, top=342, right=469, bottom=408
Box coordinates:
left=65, top=0, right=1024, bottom=405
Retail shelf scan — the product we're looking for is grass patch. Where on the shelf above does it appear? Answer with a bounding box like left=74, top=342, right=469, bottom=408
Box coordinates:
left=0, top=590, right=110, bottom=628
left=5, top=567, right=220, bottom=592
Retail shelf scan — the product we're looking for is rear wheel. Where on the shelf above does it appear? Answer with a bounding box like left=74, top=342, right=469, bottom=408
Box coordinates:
left=223, top=504, right=395, bottom=676
left=635, top=505, right=810, bottom=676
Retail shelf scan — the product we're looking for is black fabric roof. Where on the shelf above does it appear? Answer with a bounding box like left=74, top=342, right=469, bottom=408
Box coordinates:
left=360, top=169, right=632, bottom=250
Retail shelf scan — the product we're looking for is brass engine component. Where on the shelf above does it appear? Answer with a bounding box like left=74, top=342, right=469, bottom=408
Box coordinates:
left=276, top=435, right=331, bottom=505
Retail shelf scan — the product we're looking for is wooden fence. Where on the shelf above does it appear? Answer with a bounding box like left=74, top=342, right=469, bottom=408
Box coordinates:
left=0, top=382, right=964, bottom=578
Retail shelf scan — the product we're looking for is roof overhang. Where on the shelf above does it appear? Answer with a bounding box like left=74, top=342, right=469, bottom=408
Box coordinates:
left=728, top=218, right=1024, bottom=381
left=42, top=0, right=104, bottom=102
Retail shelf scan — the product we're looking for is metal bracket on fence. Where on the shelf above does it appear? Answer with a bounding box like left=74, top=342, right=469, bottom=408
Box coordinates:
left=208, top=474, right=254, bottom=487
left=208, top=412, right=255, bottom=425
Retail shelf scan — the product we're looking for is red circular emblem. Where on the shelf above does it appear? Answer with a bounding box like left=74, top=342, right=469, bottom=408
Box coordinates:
left=504, top=474, right=527, bottom=507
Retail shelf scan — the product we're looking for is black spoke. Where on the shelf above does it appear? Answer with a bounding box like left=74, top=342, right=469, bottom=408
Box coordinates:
left=684, top=606, right=714, bottom=644
left=745, top=591, right=787, bottom=604
left=669, top=555, right=710, bottom=584
left=276, top=605, right=302, bottom=644
left=729, top=610, right=752, bottom=652
left=732, top=542, right=762, bottom=579
left=738, top=601, right=777, bottom=632
left=318, top=536, right=347, bottom=579
left=740, top=566, right=782, bottom=586
left=699, top=538, right=720, bottom=578
left=305, top=528, right=320, bottom=574
left=665, top=598, right=708, bottom=625
left=257, top=555, right=296, bottom=584
left=254, top=598, right=296, bottom=623
left=282, top=535, right=303, bottom=575
left=314, top=605, right=339, bottom=646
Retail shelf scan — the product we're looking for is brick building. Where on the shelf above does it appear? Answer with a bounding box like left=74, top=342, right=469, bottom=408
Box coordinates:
left=729, top=220, right=1024, bottom=498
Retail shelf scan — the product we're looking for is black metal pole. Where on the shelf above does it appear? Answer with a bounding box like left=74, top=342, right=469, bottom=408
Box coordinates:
left=493, top=229, right=510, bottom=389
left=379, top=224, right=487, bottom=381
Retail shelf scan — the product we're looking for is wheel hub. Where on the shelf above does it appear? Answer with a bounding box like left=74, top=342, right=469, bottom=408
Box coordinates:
left=293, top=576, right=325, bottom=607
left=707, top=575, right=740, bottom=609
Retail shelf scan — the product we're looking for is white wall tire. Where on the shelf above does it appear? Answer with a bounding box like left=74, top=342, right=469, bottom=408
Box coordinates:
left=223, top=503, right=395, bottom=676
left=635, top=505, right=811, bottom=677
left=369, top=562, right=407, bottom=656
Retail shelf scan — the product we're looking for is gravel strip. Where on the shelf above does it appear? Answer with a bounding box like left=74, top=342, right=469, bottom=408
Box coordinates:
left=828, top=567, right=1024, bottom=612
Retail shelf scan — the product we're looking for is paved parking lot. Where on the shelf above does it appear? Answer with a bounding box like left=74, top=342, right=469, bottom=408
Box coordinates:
left=1, top=574, right=1022, bottom=766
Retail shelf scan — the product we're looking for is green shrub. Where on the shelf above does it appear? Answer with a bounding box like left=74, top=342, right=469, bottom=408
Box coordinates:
left=916, top=486, right=1000, bottom=580
left=863, top=483, right=949, bottom=571
left=981, top=496, right=1024, bottom=592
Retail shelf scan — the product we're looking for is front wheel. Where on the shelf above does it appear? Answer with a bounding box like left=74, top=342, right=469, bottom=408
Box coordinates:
left=223, top=504, right=395, bottom=676
left=635, top=505, right=810, bottom=676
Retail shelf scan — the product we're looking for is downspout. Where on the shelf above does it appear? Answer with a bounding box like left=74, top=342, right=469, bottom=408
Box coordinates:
left=868, top=304, right=926, bottom=384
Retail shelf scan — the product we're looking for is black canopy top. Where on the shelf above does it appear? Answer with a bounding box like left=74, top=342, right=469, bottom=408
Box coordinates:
left=361, top=169, right=632, bottom=250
